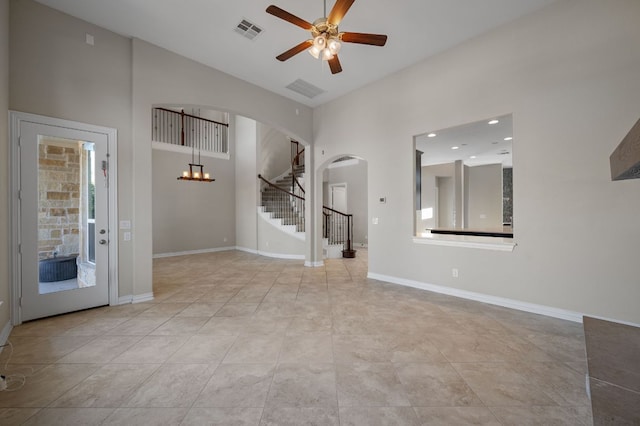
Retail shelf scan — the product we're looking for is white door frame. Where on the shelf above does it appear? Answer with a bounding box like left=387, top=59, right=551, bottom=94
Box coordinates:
left=329, top=182, right=348, bottom=212
left=9, top=111, right=119, bottom=325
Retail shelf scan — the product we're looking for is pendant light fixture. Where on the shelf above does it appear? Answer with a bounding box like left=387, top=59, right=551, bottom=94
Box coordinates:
left=177, top=109, right=215, bottom=182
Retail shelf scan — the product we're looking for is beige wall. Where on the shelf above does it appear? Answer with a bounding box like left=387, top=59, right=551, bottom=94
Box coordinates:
left=323, top=160, right=368, bottom=246
left=152, top=148, right=236, bottom=255
left=257, top=215, right=305, bottom=257
left=131, top=39, right=312, bottom=297
left=235, top=116, right=258, bottom=252
left=258, top=123, right=292, bottom=180
left=8, top=0, right=312, bottom=305
left=9, top=0, right=134, bottom=296
left=0, top=0, right=10, bottom=330
left=420, top=163, right=454, bottom=231
left=313, top=0, right=640, bottom=324
left=466, top=164, right=503, bottom=229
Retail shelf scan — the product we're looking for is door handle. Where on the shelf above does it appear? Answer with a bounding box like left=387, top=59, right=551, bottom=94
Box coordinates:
left=99, top=239, right=108, bottom=245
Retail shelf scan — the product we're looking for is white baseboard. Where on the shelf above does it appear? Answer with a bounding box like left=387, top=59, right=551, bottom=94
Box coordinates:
left=0, top=321, right=13, bottom=350
left=235, top=246, right=258, bottom=255
left=118, top=293, right=154, bottom=305
left=132, top=293, right=154, bottom=304
left=257, top=250, right=305, bottom=260
left=367, top=272, right=584, bottom=323
left=153, top=246, right=236, bottom=259
left=305, top=260, right=324, bottom=267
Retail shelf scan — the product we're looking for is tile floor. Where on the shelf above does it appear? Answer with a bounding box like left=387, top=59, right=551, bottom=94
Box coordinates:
left=0, top=249, right=592, bottom=425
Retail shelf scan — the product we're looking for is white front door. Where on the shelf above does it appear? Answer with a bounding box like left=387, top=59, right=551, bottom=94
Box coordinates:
left=17, top=119, right=112, bottom=321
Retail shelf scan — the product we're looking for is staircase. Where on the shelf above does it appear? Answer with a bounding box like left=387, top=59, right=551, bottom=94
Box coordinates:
left=259, top=142, right=356, bottom=258
left=259, top=165, right=305, bottom=233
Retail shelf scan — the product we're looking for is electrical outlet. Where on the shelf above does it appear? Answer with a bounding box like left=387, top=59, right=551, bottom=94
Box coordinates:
left=223, top=237, right=228, bottom=242
left=0, top=375, right=7, bottom=391
left=452, top=268, right=459, bottom=278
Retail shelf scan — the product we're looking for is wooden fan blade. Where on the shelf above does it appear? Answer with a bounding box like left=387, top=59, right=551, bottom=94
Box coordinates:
left=276, top=40, right=313, bottom=61
left=341, top=32, right=388, bottom=46
left=328, top=55, right=342, bottom=74
left=266, top=5, right=313, bottom=30
left=327, top=0, right=355, bottom=26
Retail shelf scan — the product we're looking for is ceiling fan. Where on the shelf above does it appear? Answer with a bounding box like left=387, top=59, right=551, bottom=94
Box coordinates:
left=266, top=0, right=388, bottom=74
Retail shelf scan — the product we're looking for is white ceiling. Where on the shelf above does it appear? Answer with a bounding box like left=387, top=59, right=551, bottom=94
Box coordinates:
left=416, top=114, right=513, bottom=168
left=35, top=0, right=556, bottom=108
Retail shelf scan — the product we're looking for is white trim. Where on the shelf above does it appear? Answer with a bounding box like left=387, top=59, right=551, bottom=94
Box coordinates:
left=118, top=295, right=133, bottom=305
left=257, top=251, right=305, bottom=260
left=119, top=293, right=154, bottom=305
left=151, top=141, right=230, bottom=160
left=413, top=235, right=516, bottom=252
left=108, top=129, right=119, bottom=306
left=153, top=246, right=236, bottom=259
left=0, top=321, right=13, bottom=349
left=305, top=260, right=325, bottom=267
left=367, top=272, right=583, bottom=323
left=329, top=182, right=348, bottom=212
left=9, top=111, right=119, bottom=324
left=132, top=293, right=154, bottom=304
left=328, top=158, right=359, bottom=169
left=235, top=246, right=258, bottom=255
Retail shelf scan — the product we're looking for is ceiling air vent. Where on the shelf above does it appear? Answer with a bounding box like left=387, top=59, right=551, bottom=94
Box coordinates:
left=234, top=19, right=263, bottom=40
left=286, top=79, right=325, bottom=99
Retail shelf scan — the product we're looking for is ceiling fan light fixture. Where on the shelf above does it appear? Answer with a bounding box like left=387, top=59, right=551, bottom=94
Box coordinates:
left=308, top=45, right=322, bottom=59
left=322, top=48, right=334, bottom=61
left=327, top=37, right=341, bottom=54
left=313, top=34, right=327, bottom=49
left=266, top=1, right=388, bottom=74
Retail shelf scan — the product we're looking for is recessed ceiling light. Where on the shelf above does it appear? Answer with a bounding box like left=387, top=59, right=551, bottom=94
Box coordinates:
left=488, top=119, right=499, bottom=125
left=470, top=155, right=477, bottom=159
left=451, top=146, right=459, bottom=150
left=427, top=133, right=436, bottom=138
left=504, top=136, right=513, bottom=141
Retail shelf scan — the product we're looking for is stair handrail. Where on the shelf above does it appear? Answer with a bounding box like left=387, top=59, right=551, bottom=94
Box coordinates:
left=259, top=174, right=355, bottom=258
left=290, top=141, right=305, bottom=195
left=258, top=174, right=305, bottom=201
left=322, top=206, right=355, bottom=256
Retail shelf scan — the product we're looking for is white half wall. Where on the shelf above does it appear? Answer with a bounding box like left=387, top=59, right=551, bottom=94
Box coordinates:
left=257, top=209, right=305, bottom=257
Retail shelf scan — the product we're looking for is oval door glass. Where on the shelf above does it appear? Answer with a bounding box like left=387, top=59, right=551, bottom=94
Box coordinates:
left=38, top=136, right=97, bottom=294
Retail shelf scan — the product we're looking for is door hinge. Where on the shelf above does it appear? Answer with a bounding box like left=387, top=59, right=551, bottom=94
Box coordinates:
left=18, top=243, right=21, bottom=254
left=17, top=136, right=21, bottom=146
left=18, top=189, right=22, bottom=200
left=18, top=297, right=22, bottom=307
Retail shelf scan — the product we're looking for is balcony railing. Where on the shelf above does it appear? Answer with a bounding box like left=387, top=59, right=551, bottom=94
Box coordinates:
left=152, top=107, right=229, bottom=154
